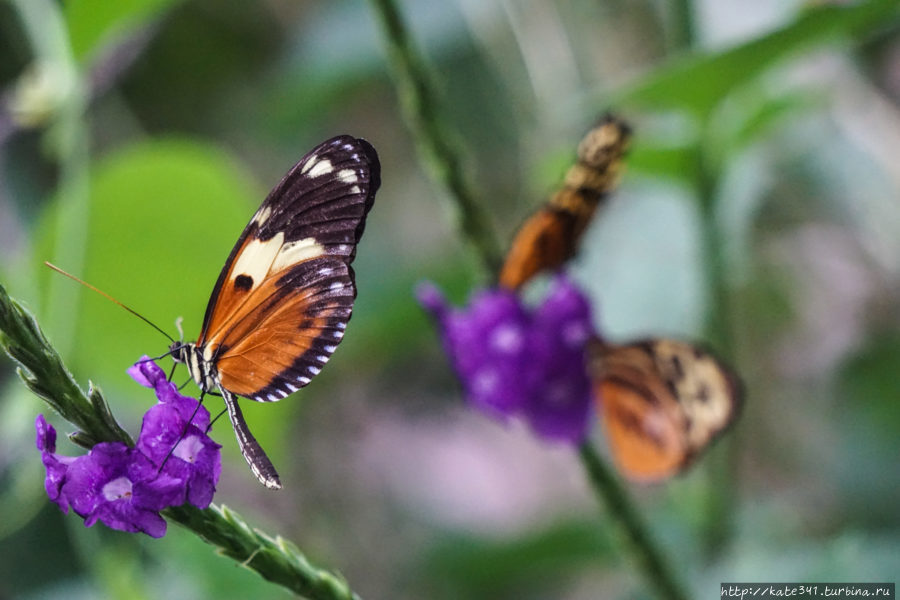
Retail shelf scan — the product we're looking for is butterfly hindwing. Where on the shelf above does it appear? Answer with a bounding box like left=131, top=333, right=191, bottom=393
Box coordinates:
left=588, top=338, right=741, bottom=482
left=214, top=257, right=355, bottom=401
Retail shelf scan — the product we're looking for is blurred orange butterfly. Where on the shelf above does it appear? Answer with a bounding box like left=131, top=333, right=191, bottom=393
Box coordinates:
left=498, top=116, right=741, bottom=480
left=588, top=338, right=741, bottom=482
left=171, top=136, right=380, bottom=489
left=499, top=115, right=631, bottom=290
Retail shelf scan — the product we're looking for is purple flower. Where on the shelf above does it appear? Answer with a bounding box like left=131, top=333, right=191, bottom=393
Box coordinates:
left=62, top=442, right=169, bottom=538
left=418, top=276, right=596, bottom=443
left=35, top=415, right=76, bottom=512
left=128, top=358, right=210, bottom=430
left=34, top=357, right=223, bottom=537
left=130, top=356, right=221, bottom=509
left=136, top=403, right=221, bottom=509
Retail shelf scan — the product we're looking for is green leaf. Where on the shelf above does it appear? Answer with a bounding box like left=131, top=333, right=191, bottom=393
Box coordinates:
left=65, top=0, right=182, bottom=63
left=416, top=520, right=615, bottom=599
left=608, top=0, right=900, bottom=117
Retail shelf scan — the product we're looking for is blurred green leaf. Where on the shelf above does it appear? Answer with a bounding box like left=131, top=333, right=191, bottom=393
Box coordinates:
left=415, top=520, right=615, bottom=599
left=724, top=92, right=822, bottom=155
left=837, top=334, right=900, bottom=442
left=627, top=144, right=695, bottom=182
left=609, top=0, right=900, bottom=117
left=65, top=0, right=181, bottom=63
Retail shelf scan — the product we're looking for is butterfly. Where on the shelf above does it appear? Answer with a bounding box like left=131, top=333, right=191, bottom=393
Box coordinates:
left=170, top=135, right=380, bottom=489
left=498, top=115, right=631, bottom=290
left=587, top=338, right=741, bottom=482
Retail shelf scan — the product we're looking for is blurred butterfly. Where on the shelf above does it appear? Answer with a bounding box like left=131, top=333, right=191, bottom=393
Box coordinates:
left=170, top=135, right=380, bottom=489
left=587, top=338, right=741, bottom=482
left=499, top=115, right=631, bottom=290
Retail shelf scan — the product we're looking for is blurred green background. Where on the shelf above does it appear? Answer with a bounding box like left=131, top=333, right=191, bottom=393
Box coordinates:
left=1, top=0, right=899, bottom=598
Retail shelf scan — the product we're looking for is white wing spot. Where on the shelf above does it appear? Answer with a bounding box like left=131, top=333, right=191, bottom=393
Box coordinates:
left=266, top=393, right=279, bottom=402
left=298, top=376, right=311, bottom=385
left=329, top=281, right=344, bottom=291
left=254, top=395, right=264, bottom=402
left=316, top=355, right=329, bottom=363
left=319, top=267, right=334, bottom=276
left=286, top=383, right=298, bottom=393
left=229, top=233, right=284, bottom=288
left=349, top=185, right=361, bottom=195
left=272, top=237, right=325, bottom=273
left=308, top=366, right=321, bottom=375
left=333, top=330, right=344, bottom=339
left=337, top=169, right=358, bottom=184
left=337, top=322, right=347, bottom=330
left=308, top=158, right=333, bottom=178
left=253, top=205, right=272, bottom=226
left=324, top=345, right=337, bottom=353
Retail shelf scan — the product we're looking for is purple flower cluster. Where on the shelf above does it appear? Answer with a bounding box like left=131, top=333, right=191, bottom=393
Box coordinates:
left=35, top=358, right=221, bottom=538
left=419, top=276, right=596, bottom=443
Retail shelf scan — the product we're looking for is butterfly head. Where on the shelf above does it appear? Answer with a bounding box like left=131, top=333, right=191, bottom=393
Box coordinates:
left=168, top=340, right=216, bottom=393
left=169, top=340, right=190, bottom=364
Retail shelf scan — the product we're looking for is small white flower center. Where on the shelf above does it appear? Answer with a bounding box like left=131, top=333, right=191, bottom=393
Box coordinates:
left=490, top=324, right=523, bottom=354
left=102, top=476, right=133, bottom=501
left=562, top=321, right=589, bottom=347
left=173, top=435, right=203, bottom=464
left=472, top=368, right=499, bottom=395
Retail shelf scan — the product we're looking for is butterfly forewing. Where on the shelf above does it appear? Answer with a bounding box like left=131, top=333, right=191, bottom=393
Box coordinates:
left=197, top=136, right=379, bottom=351
left=498, top=115, right=630, bottom=290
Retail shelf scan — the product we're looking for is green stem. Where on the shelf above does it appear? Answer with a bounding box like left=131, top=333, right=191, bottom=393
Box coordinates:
left=367, top=0, right=505, bottom=276
left=9, top=0, right=92, bottom=357
left=670, top=0, right=697, bottom=52
left=578, top=443, right=689, bottom=600
left=0, top=284, right=363, bottom=600
left=694, top=130, right=738, bottom=559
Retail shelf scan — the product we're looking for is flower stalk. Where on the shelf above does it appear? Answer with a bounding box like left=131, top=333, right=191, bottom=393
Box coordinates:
left=0, top=283, right=362, bottom=600
left=578, top=443, right=689, bottom=600
left=367, top=0, right=505, bottom=275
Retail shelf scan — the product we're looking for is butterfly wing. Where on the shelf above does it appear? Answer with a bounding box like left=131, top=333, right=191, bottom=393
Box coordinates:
left=498, top=208, right=579, bottom=289
left=589, top=339, right=741, bottom=482
left=197, top=136, right=380, bottom=401
left=498, top=115, right=630, bottom=290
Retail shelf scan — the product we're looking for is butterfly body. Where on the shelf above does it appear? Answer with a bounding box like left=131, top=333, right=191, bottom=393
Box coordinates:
left=172, top=135, right=380, bottom=489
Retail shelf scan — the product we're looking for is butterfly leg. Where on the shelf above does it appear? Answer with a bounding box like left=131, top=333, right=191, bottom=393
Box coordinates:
left=219, top=387, right=282, bottom=490
left=206, top=407, right=227, bottom=432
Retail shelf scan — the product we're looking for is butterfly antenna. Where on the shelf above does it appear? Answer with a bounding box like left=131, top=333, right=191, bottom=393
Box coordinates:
left=45, top=262, right=176, bottom=343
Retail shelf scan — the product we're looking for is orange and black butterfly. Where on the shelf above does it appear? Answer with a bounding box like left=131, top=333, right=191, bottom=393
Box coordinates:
left=170, top=135, right=380, bottom=489
left=587, top=338, right=741, bottom=482
left=498, top=115, right=631, bottom=290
